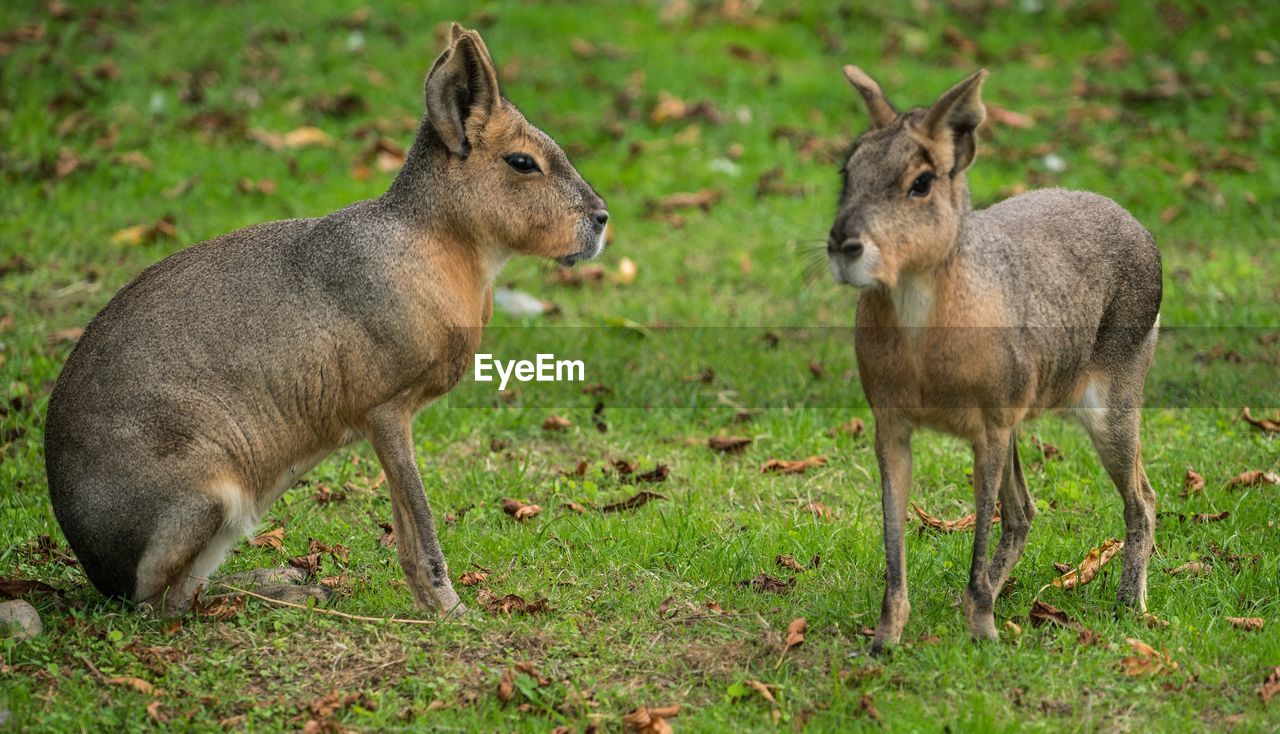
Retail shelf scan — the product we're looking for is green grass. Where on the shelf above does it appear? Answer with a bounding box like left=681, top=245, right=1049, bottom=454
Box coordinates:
left=3, top=0, right=1279, bottom=731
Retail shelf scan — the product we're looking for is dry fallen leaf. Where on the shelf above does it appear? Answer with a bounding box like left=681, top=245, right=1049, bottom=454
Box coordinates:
left=1052, top=538, right=1124, bottom=589
left=1143, top=612, right=1170, bottom=629
left=145, top=700, right=168, bottom=723
left=622, top=705, right=680, bottom=734
left=377, top=522, right=396, bottom=548
left=459, top=571, right=488, bottom=587
left=1168, top=560, right=1210, bottom=576
left=497, top=668, right=515, bottom=703
left=775, top=554, right=807, bottom=573
left=287, top=552, right=323, bottom=576
left=708, top=435, right=752, bottom=454
left=600, top=490, right=667, bottom=513
left=1028, top=600, right=1101, bottom=645
left=803, top=502, right=833, bottom=519
left=476, top=589, right=550, bottom=615
left=858, top=693, right=881, bottom=720
left=1227, top=470, right=1280, bottom=489
left=1181, top=468, right=1205, bottom=497
left=784, top=617, right=806, bottom=651
left=744, top=679, right=777, bottom=705
left=248, top=527, right=284, bottom=551
left=110, top=216, right=177, bottom=246
left=1191, top=511, right=1229, bottom=523
left=106, top=676, right=162, bottom=696
left=249, top=125, right=332, bottom=150
left=738, top=572, right=794, bottom=594
left=652, top=189, right=722, bottom=212
left=1226, top=616, right=1265, bottom=631
left=911, top=503, right=1001, bottom=533
left=1120, top=637, right=1178, bottom=676
left=542, top=415, right=572, bottom=431
left=1259, top=667, right=1280, bottom=704
left=985, top=104, right=1036, bottom=129
left=1241, top=407, right=1280, bottom=433
left=828, top=418, right=865, bottom=437
left=502, top=498, right=542, bottom=521
left=761, top=456, right=827, bottom=475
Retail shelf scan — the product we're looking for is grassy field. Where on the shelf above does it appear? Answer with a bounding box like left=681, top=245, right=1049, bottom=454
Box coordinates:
left=2, top=0, right=1279, bottom=731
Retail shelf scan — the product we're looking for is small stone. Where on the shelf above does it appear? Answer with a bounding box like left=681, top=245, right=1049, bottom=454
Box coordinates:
left=0, top=600, right=42, bottom=641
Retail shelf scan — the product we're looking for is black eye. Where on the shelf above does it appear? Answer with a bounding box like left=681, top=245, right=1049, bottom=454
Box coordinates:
left=909, top=171, right=935, bottom=198
left=503, top=154, right=540, bottom=174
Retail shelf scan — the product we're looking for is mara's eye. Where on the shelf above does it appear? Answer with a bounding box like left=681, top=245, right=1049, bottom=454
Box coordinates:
left=503, top=153, right=540, bottom=174
left=908, top=171, right=935, bottom=198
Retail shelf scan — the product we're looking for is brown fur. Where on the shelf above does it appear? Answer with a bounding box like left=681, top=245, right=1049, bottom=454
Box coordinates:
left=45, top=25, right=608, bottom=615
left=829, top=67, right=1162, bottom=654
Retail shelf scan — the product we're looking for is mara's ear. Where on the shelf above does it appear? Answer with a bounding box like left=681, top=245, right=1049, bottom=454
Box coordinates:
left=424, top=24, right=501, bottom=158
left=922, top=69, right=987, bottom=175
left=843, top=65, right=897, bottom=129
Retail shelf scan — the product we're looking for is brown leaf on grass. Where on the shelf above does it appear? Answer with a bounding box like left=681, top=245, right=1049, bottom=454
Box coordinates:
left=828, top=418, right=865, bottom=437
left=651, top=189, right=722, bottom=212
left=1181, top=468, right=1206, bottom=497
left=313, top=484, right=347, bottom=505
left=1028, top=600, right=1101, bottom=645
left=1168, top=560, right=1210, bottom=576
left=497, top=668, right=515, bottom=703
left=1259, top=667, right=1280, bottom=704
left=562, top=501, right=588, bottom=514
left=911, top=503, right=1001, bottom=533
left=145, top=700, right=168, bottom=723
left=858, top=693, right=881, bottom=720
left=623, top=704, right=680, bottom=734
left=502, top=498, right=542, bottom=521
left=106, top=676, right=162, bottom=696
left=1031, top=436, right=1061, bottom=461
left=1052, top=538, right=1124, bottom=589
left=547, top=263, right=606, bottom=286
left=0, top=578, right=60, bottom=598
left=738, top=573, right=794, bottom=594
left=600, top=490, right=667, bottom=513
left=803, top=502, right=833, bottom=519
left=110, top=215, right=177, bottom=246
left=1227, top=470, right=1280, bottom=488
left=1120, top=637, right=1178, bottom=676
left=1226, top=616, right=1265, bottom=631
left=708, top=435, right=752, bottom=453
left=45, top=327, right=83, bottom=345
left=632, top=464, right=670, bottom=484
left=744, top=679, right=777, bottom=704
left=613, top=256, right=638, bottom=284
left=542, top=415, right=572, bottom=431
left=1143, top=612, right=1170, bottom=629
left=377, top=522, right=396, bottom=548
left=192, top=588, right=244, bottom=620
left=657, top=596, right=676, bottom=620
left=476, top=589, right=550, bottom=615
left=1191, top=511, right=1229, bottom=523
left=288, top=552, right=323, bottom=576
left=1241, top=407, right=1280, bottom=433
left=680, top=367, right=715, bottom=383
left=249, top=527, right=284, bottom=551
left=784, top=617, right=807, bottom=651
left=459, top=571, right=488, bottom=587
left=761, top=455, right=827, bottom=475
left=985, top=104, right=1036, bottom=129
left=249, top=126, right=331, bottom=150
left=54, top=147, right=84, bottom=179
left=775, top=554, right=807, bottom=573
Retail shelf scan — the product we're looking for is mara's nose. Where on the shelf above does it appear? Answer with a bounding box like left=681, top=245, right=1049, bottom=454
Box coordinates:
left=593, top=210, right=609, bottom=227
left=828, top=236, right=864, bottom=258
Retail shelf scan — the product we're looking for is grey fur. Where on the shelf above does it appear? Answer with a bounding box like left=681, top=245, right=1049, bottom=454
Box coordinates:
left=45, top=25, right=606, bottom=614
left=829, top=67, right=1162, bottom=653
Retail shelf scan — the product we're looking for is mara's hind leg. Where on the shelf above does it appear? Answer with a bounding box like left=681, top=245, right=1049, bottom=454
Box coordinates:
left=986, top=431, right=1035, bottom=596
left=1080, top=389, right=1157, bottom=611
left=134, top=489, right=230, bottom=615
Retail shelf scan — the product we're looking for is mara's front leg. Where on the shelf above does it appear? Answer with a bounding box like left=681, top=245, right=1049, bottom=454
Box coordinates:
left=870, top=417, right=913, bottom=656
left=963, top=427, right=1011, bottom=641
left=366, top=405, right=464, bottom=616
